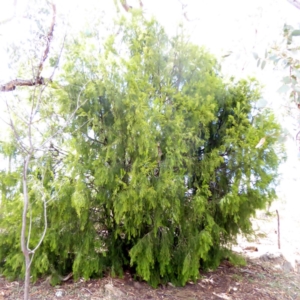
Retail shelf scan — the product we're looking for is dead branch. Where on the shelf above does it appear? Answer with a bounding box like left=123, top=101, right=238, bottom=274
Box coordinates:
left=121, top=0, right=131, bottom=12
left=0, top=2, right=56, bottom=93
left=0, top=78, right=45, bottom=92
left=287, top=0, right=300, bottom=9
left=177, top=0, right=200, bottom=22
left=37, top=2, right=56, bottom=78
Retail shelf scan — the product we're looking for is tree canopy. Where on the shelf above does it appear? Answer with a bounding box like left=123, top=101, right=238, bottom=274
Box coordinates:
left=0, top=12, right=282, bottom=287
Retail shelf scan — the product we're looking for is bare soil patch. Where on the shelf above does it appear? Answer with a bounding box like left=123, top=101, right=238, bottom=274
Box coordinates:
left=0, top=256, right=299, bottom=300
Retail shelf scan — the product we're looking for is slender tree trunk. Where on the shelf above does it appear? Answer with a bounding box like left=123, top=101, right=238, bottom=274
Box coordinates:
left=24, top=254, right=31, bottom=300
left=21, top=154, right=31, bottom=300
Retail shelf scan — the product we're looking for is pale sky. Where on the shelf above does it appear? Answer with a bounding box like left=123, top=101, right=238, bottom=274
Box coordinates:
left=0, top=0, right=299, bottom=78
left=1, top=0, right=299, bottom=123
left=1, top=0, right=300, bottom=130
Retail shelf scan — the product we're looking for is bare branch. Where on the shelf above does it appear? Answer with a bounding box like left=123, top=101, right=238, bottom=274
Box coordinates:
left=287, top=0, right=300, bottom=9
left=0, top=74, right=45, bottom=93
left=37, top=2, right=56, bottom=78
left=7, top=105, right=30, bottom=127
left=0, top=2, right=56, bottom=93
left=49, top=33, right=66, bottom=80
left=120, top=0, right=131, bottom=12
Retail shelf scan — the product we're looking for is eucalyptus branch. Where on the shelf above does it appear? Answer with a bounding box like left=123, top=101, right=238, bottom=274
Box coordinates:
left=31, top=85, right=47, bottom=125
left=37, top=2, right=56, bottom=78
left=120, top=0, right=131, bottom=12
left=85, top=134, right=107, bottom=145
left=287, top=0, right=300, bottom=9
left=7, top=105, right=30, bottom=128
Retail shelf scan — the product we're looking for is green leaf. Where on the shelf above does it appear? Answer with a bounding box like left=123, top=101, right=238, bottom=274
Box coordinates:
left=294, top=70, right=300, bottom=79
left=277, top=84, right=290, bottom=94
left=257, top=58, right=261, bottom=67
left=0, top=12, right=283, bottom=288
left=253, top=52, right=259, bottom=60
left=293, top=85, right=300, bottom=92
left=256, top=98, right=268, bottom=109
left=274, top=57, right=281, bottom=65
left=282, top=76, right=291, bottom=84
left=261, top=60, right=266, bottom=70
left=291, top=30, right=300, bottom=36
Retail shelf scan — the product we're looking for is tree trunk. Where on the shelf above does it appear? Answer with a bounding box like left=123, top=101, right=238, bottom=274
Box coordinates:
left=23, top=254, right=31, bottom=300
left=21, top=155, right=31, bottom=300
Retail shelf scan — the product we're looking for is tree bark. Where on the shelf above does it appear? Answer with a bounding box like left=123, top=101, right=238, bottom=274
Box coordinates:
left=21, top=154, right=31, bottom=300
left=0, top=78, right=45, bottom=92
left=23, top=254, right=31, bottom=300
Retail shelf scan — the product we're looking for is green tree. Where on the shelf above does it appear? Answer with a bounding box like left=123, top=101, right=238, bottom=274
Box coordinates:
left=0, top=12, right=282, bottom=288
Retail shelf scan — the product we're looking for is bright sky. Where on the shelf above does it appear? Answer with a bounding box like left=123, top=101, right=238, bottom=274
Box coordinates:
left=1, top=0, right=299, bottom=117
left=1, top=0, right=300, bottom=193
left=0, top=0, right=299, bottom=77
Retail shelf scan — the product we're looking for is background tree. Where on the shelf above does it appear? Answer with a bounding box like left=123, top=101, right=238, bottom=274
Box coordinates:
left=0, top=11, right=282, bottom=289
left=0, top=1, right=82, bottom=299
left=253, top=8, right=300, bottom=151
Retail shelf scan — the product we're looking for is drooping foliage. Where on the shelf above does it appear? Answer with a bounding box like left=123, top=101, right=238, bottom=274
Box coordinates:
left=0, top=13, right=282, bottom=287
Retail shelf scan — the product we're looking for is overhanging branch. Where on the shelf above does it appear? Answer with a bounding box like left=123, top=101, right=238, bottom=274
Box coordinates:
left=120, top=0, right=143, bottom=12
left=37, top=2, right=56, bottom=78
left=0, top=78, right=45, bottom=92
left=0, top=2, right=56, bottom=93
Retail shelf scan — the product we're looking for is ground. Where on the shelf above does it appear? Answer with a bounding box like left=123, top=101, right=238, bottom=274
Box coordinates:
left=0, top=195, right=299, bottom=300
left=0, top=255, right=299, bottom=300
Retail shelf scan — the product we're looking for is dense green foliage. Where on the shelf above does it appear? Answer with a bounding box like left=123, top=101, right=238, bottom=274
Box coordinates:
left=0, top=13, right=282, bottom=287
